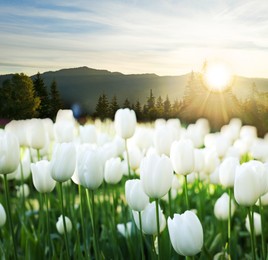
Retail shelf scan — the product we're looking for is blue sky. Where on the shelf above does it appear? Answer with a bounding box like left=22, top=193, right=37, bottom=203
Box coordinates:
left=0, top=0, right=268, bottom=77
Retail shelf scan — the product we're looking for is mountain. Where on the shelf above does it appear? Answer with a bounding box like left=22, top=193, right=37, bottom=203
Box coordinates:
left=0, top=66, right=268, bottom=114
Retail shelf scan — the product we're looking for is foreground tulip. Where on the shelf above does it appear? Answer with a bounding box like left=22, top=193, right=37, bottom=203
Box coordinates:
left=168, top=211, right=203, bottom=256
left=31, top=160, right=56, bottom=193
left=0, top=132, right=20, bottom=175
left=114, top=108, right=137, bottom=139
left=77, top=148, right=104, bottom=190
left=0, top=203, right=6, bottom=227
left=26, top=118, right=46, bottom=150
left=140, top=154, right=173, bottom=199
left=125, top=179, right=149, bottom=212
left=56, top=215, right=72, bottom=234
left=234, top=161, right=262, bottom=206
left=50, top=143, right=76, bottom=183
left=132, top=202, right=166, bottom=235
left=214, top=193, right=236, bottom=221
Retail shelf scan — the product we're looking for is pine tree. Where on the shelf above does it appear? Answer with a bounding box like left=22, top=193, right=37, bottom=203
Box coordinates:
left=95, top=93, right=109, bottom=120
left=156, top=96, right=164, bottom=118
left=163, top=95, right=171, bottom=119
left=146, top=89, right=157, bottom=120
left=49, top=79, right=62, bottom=119
left=171, top=98, right=182, bottom=118
left=33, top=72, right=50, bottom=118
left=109, top=95, right=119, bottom=118
left=0, top=73, right=40, bottom=119
left=134, top=100, right=142, bottom=120
left=123, top=98, right=131, bottom=108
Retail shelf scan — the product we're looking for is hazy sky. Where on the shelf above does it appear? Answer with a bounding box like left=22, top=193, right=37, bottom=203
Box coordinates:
left=1, top=0, right=268, bottom=77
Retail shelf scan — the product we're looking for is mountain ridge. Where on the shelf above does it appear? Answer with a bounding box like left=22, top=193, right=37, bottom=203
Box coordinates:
left=1, top=66, right=268, bottom=113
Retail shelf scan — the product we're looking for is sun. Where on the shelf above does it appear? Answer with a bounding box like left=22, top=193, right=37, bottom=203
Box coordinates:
left=203, top=61, right=233, bottom=92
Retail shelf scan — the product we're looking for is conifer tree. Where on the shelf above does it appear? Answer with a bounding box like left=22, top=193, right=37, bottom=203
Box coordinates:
left=163, top=95, right=171, bottom=119
left=156, top=96, right=164, bottom=118
left=109, top=95, right=119, bottom=118
left=171, top=98, right=182, bottom=118
left=0, top=73, right=40, bottom=119
left=33, top=72, right=50, bottom=118
left=123, top=98, right=131, bottom=108
left=95, top=93, right=109, bottom=120
left=49, top=79, right=62, bottom=119
left=134, top=100, right=142, bottom=120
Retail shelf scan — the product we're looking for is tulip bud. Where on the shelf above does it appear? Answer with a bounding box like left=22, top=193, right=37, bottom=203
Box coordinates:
left=31, top=160, right=56, bottom=193
left=219, top=157, right=239, bottom=188
left=56, top=215, right=72, bottom=234
left=114, top=108, right=136, bottom=139
left=79, top=124, right=97, bottom=144
left=170, top=139, right=195, bottom=175
left=154, top=125, right=174, bottom=156
left=0, top=132, right=20, bottom=175
left=125, top=179, right=149, bottom=211
left=214, top=193, right=236, bottom=221
left=245, top=212, right=262, bottom=236
left=168, top=211, right=203, bottom=256
left=77, top=148, right=103, bottom=190
left=0, top=203, right=6, bottom=227
left=104, top=157, right=123, bottom=184
left=50, top=143, right=76, bottom=182
left=140, top=154, right=173, bottom=198
left=132, top=201, right=166, bottom=235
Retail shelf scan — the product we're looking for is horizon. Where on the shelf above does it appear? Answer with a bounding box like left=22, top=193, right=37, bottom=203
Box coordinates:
left=1, top=1, right=268, bottom=78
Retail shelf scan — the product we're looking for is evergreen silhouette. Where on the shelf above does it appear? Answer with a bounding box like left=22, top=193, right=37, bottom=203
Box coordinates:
left=95, top=93, right=109, bottom=119
left=109, top=95, right=119, bottom=118
left=33, top=72, right=50, bottom=118
left=49, top=79, right=62, bottom=119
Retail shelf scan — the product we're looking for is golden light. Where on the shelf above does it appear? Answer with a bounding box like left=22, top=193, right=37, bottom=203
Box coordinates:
left=203, top=61, right=233, bottom=92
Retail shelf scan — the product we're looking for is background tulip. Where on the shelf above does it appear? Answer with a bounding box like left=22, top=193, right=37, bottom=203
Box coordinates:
left=0, top=132, right=20, bottom=175
left=140, top=154, right=173, bottom=198
left=50, top=143, right=76, bottom=182
left=214, top=193, right=236, bottom=221
left=125, top=179, right=149, bottom=212
left=132, top=201, right=166, bottom=235
left=114, top=108, right=136, bottom=139
left=56, top=215, right=72, bottom=234
left=219, top=157, right=239, bottom=188
left=16, top=184, right=30, bottom=198
left=168, top=211, right=203, bottom=256
left=31, top=160, right=56, bottom=193
left=170, top=139, right=195, bottom=175
left=104, top=157, right=123, bottom=184
left=26, top=118, right=46, bottom=150
left=245, top=212, right=262, bottom=236
left=0, top=203, right=6, bottom=227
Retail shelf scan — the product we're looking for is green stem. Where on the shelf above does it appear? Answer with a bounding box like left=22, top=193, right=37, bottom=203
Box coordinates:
left=125, top=139, right=131, bottom=178
left=44, top=193, right=51, bottom=258
left=86, top=189, right=100, bottom=260
left=247, top=207, right=256, bottom=260
left=3, top=174, right=18, bottom=260
left=19, top=158, right=26, bottom=216
left=138, top=211, right=145, bottom=260
left=79, top=185, right=90, bottom=260
left=168, top=189, right=172, bottom=217
left=259, top=198, right=266, bottom=260
left=184, top=175, right=189, bottom=209
left=155, top=199, right=161, bottom=260
left=59, top=182, right=70, bottom=259
left=228, top=188, right=232, bottom=258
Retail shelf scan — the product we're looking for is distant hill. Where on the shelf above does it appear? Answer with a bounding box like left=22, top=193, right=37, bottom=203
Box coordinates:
left=0, top=66, right=268, bottom=114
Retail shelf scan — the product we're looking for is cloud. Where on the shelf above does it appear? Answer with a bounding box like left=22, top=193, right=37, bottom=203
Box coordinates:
left=0, top=0, right=268, bottom=77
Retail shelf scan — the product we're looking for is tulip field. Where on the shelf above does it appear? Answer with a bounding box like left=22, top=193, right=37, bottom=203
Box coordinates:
left=1, top=108, right=268, bottom=259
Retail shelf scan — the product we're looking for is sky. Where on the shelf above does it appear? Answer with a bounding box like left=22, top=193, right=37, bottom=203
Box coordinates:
left=0, top=0, right=268, bottom=77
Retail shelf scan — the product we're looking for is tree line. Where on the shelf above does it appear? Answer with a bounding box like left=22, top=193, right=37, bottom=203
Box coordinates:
left=93, top=89, right=183, bottom=121
left=0, top=73, right=62, bottom=120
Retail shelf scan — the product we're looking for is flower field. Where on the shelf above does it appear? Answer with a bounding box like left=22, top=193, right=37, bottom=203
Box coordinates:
left=1, top=108, right=268, bottom=259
